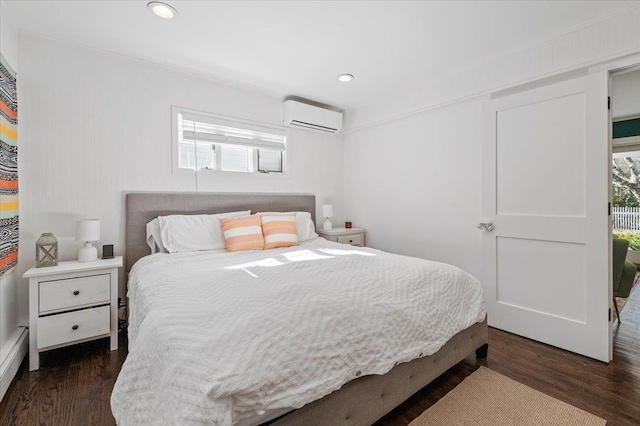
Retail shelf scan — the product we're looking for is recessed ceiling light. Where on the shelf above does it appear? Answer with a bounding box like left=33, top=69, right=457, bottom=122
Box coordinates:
left=337, top=74, right=354, bottom=83
left=147, top=2, right=178, bottom=19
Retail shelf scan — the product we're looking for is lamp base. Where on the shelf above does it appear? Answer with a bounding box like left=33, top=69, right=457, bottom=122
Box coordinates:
left=323, top=219, right=333, bottom=231
left=78, top=243, right=98, bottom=262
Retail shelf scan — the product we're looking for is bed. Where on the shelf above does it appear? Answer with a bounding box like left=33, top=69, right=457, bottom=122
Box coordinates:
left=112, top=192, right=488, bottom=426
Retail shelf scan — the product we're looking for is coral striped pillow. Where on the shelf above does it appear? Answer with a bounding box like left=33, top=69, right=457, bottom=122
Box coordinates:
left=262, top=214, right=299, bottom=249
left=220, top=215, right=264, bottom=252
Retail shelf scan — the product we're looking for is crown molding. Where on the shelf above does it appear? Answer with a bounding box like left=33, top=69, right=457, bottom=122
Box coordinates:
left=18, top=30, right=287, bottom=102
left=343, top=4, right=640, bottom=133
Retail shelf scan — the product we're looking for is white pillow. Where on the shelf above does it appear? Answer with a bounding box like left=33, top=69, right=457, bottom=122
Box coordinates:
left=158, top=210, right=250, bottom=253
left=257, top=211, right=318, bottom=243
left=146, top=218, right=167, bottom=254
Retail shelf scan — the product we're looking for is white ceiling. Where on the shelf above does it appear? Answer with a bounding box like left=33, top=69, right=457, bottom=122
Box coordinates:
left=3, top=1, right=639, bottom=110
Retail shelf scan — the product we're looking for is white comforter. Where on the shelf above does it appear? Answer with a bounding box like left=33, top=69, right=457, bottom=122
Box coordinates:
left=111, top=239, right=486, bottom=425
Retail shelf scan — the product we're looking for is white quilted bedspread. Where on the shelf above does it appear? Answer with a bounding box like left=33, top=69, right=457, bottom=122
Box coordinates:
left=111, top=239, right=486, bottom=425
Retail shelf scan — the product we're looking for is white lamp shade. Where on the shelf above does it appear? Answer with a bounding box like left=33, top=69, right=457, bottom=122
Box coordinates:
left=321, top=204, right=334, bottom=218
left=76, top=219, right=100, bottom=242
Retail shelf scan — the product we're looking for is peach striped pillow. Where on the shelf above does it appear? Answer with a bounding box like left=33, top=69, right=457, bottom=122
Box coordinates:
left=262, top=214, right=299, bottom=249
left=220, top=215, right=264, bottom=252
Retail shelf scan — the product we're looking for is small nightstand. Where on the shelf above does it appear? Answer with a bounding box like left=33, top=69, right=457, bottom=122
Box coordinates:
left=23, top=256, right=122, bottom=371
left=317, top=227, right=366, bottom=247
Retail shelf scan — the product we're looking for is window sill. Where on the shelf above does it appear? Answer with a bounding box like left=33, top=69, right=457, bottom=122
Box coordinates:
left=189, top=168, right=291, bottom=180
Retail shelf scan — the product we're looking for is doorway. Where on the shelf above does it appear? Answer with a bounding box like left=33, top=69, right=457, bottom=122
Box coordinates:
left=611, top=68, right=640, bottom=326
left=481, top=72, right=611, bottom=362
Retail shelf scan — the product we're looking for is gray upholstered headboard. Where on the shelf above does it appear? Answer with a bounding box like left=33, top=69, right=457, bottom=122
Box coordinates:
left=125, top=192, right=316, bottom=271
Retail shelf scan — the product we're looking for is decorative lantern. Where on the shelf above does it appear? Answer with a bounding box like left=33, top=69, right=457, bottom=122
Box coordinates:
left=36, top=233, right=58, bottom=268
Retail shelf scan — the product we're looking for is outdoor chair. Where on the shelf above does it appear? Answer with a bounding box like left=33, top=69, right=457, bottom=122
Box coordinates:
left=612, top=237, right=637, bottom=324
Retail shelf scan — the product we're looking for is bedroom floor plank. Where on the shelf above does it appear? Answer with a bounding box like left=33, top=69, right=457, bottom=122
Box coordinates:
left=0, top=334, right=128, bottom=426
left=377, top=285, right=640, bottom=426
left=1, top=288, right=639, bottom=426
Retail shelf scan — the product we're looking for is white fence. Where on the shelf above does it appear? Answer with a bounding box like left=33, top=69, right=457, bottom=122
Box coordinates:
left=613, top=206, right=640, bottom=231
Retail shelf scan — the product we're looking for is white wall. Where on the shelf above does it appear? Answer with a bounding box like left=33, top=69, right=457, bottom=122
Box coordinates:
left=343, top=99, right=483, bottom=278
left=342, top=4, right=640, bottom=280
left=17, top=35, right=344, bottom=323
left=0, top=5, right=18, bottom=68
left=612, top=69, right=640, bottom=119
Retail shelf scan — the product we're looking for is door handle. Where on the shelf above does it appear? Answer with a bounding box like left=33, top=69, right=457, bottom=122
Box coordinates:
left=477, top=222, right=494, bottom=232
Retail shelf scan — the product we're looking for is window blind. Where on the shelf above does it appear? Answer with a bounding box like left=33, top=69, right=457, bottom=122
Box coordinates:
left=181, top=113, right=286, bottom=151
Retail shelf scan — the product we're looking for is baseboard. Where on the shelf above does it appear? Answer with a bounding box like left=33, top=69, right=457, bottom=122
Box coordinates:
left=0, top=327, right=28, bottom=402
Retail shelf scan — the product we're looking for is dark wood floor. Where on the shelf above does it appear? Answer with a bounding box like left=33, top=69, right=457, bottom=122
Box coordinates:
left=2, top=288, right=639, bottom=426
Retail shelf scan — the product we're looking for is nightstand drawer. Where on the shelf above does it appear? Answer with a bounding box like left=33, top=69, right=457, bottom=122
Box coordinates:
left=337, top=234, right=362, bottom=246
left=39, top=274, right=110, bottom=313
left=37, top=306, right=110, bottom=349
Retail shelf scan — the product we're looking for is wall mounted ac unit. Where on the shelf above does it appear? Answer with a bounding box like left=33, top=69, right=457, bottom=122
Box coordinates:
left=283, top=100, right=343, bottom=134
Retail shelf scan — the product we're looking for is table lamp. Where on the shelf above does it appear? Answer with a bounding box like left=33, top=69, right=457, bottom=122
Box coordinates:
left=76, top=219, right=100, bottom=262
left=322, top=204, right=334, bottom=231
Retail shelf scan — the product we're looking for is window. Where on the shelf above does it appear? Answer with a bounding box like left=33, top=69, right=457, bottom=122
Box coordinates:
left=613, top=151, right=640, bottom=209
left=173, top=107, right=288, bottom=174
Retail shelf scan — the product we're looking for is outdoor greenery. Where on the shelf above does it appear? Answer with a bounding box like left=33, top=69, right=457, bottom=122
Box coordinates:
left=613, top=188, right=640, bottom=207
left=613, top=156, right=640, bottom=207
left=613, top=155, right=640, bottom=251
left=615, top=231, right=640, bottom=251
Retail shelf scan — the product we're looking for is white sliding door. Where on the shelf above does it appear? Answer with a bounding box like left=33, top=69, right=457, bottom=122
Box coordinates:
left=481, top=72, right=611, bottom=362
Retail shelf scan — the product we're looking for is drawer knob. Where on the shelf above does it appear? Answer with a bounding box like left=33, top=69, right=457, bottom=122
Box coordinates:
left=72, top=325, right=79, bottom=330
left=73, top=290, right=80, bottom=296
left=350, top=240, right=353, bottom=243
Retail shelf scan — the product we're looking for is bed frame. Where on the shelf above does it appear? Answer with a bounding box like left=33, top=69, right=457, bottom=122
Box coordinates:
left=125, top=192, right=488, bottom=426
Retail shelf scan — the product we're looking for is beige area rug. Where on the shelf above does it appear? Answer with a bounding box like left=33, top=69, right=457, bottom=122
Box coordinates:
left=409, top=367, right=606, bottom=426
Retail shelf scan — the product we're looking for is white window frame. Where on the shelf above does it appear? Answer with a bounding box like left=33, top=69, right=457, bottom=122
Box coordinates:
left=171, top=106, right=290, bottom=176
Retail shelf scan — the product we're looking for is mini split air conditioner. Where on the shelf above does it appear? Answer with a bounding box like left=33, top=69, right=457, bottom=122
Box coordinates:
left=283, top=100, right=343, bottom=134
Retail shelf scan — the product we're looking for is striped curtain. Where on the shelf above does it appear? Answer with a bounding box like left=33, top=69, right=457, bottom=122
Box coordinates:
left=0, top=53, right=18, bottom=277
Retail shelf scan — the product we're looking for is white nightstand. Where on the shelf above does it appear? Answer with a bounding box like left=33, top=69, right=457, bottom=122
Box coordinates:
left=317, top=227, right=366, bottom=247
left=23, top=256, right=122, bottom=371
